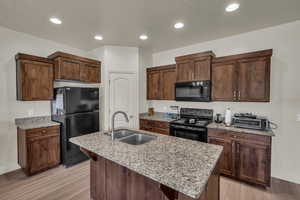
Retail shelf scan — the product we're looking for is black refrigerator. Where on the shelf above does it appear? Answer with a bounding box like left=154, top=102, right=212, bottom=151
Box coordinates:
left=51, top=87, right=99, bottom=167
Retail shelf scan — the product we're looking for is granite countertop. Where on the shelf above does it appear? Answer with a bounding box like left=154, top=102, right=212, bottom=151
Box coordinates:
left=70, top=129, right=223, bottom=199
left=15, top=116, right=60, bottom=130
left=139, top=112, right=177, bottom=123
left=207, top=122, right=275, bottom=137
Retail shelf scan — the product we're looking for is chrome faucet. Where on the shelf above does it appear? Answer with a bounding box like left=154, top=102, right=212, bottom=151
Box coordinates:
left=111, top=111, right=129, bottom=140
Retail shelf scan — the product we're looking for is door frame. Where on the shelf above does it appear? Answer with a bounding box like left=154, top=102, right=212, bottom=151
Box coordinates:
left=107, top=71, right=139, bottom=130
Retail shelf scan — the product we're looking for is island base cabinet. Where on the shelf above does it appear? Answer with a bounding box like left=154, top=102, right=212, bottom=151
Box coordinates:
left=88, top=150, right=220, bottom=200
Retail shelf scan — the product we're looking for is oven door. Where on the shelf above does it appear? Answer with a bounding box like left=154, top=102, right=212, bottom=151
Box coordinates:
left=175, top=81, right=211, bottom=102
left=170, top=124, right=207, bottom=142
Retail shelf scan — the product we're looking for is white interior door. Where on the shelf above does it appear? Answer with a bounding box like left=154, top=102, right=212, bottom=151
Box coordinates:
left=109, top=73, right=137, bottom=129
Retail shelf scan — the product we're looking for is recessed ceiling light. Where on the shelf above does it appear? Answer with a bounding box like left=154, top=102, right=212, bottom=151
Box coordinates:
left=174, top=22, right=184, bottom=29
left=226, top=3, right=240, bottom=12
left=49, top=17, right=62, bottom=25
left=139, top=35, right=148, bottom=40
left=94, top=35, right=103, bottom=41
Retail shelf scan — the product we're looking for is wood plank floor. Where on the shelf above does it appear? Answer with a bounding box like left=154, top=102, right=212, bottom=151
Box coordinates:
left=0, top=161, right=299, bottom=200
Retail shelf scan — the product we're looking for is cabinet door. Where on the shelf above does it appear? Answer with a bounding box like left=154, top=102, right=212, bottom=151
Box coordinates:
left=80, top=64, right=100, bottom=83
left=208, top=137, right=235, bottom=176
left=147, top=71, right=161, bottom=100
left=127, top=169, right=165, bottom=200
left=22, top=60, right=53, bottom=100
left=106, top=160, right=128, bottom=200
left=193, top=57, right=211, bottom=81
left=91, top=156, right=106, bottom=200
left=212, top=62, right=237, bottom=101
left=59, top=58, right=80, bottom=80
left=236, top=142, right=271, bottom=186
left=47, top=136, right=60, bottom=167
left=237, top=57, right=270, bottom=102
left=161, top=68, right=176, bottom=100
left=28, top=138, right=49, bottom=174
left=176, top=61, right=194, bottom=82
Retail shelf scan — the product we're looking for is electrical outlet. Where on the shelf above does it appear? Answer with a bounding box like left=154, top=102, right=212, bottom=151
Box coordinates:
left=28, top=109, right=34, bottom=116
left=297, top=114, right=300, bottom=122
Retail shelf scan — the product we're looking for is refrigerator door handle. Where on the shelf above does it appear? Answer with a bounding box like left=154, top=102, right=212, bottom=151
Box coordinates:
left=66, top=118, right=71, bottom=151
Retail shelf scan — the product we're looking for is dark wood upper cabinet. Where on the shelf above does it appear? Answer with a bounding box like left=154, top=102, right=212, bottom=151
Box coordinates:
left=147, top=70, right=161, bottom=100
left=147, top=65, right=176, bottom=100
left=212, top=61, right=237, bottom=101
left=48, top=52, right=101, bottom=83
left=161, top=67, right=176, bottom=100
left=175, top=51, right=215, bottom=82
left=176, top=60, right=194, bottom=82
left=212, top=49, right=272, bottom=102
left=55, top=58, right=81, bottom=81
left=80, top=63, right=100, bottom=83
left=16, top=53, right=54, bottom=101
left=238, top=57, right=270, bottom=102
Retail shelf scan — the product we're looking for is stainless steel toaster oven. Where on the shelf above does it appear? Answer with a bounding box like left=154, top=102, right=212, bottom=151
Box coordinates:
left=232, top=116, right=270, bottom=130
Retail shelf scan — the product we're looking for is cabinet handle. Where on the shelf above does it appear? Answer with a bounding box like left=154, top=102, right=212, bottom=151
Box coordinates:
left=238, top=91, right=241, bottom=100
left=42, top=130, right=46, bottom=133
left=233, top=91, right=236, bottom=99
left=237, top=143, right=240, bottom=153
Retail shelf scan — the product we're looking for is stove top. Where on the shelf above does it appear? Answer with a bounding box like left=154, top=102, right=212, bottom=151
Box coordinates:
left=171, top=118, right=210, bottom=127
left=170, top=108, right=213, bottom=128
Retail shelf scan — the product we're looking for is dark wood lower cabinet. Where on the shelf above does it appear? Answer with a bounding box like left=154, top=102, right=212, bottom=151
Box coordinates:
left=208, top=129, right=272, bottom=187
left=17, top=126, right=60, bottom=176
left=236, top=142, right=271, bottom=186
left=209, top=137, right=235, bottom=177
left=140, top=119, right=170, bottom=135
left=88, top=151, right=220, bottom=200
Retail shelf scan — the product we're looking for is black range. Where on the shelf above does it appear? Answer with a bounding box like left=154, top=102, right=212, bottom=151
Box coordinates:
left=170, top=108, right=213, bottom=142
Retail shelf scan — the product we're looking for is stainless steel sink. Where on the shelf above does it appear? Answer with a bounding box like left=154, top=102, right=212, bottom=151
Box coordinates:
left=104, top=129, right=135, bottom=139
left=104, top=129, right=157, bottom=145
left=119, top=133, right=157, bottom=145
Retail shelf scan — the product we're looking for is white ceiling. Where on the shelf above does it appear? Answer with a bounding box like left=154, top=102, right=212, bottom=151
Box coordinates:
left=1, top=0, right=300, bottom=52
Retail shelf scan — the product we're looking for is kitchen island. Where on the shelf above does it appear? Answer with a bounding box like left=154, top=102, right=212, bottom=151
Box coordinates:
left=70, top=129, right=223, bottom=200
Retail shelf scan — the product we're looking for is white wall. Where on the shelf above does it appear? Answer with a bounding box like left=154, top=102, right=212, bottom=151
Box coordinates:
left=0, top=26, right=140, bottom=175
left=150, top=20, right=300, bottom=184
left=90, top=46, right=139, bottom=131
left=139, top=48, right=153, bottom=114
left=0, top=25, right=94, bottom=175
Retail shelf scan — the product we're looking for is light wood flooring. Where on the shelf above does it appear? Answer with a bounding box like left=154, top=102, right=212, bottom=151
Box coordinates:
left=0, top=161, right=299, bottom=200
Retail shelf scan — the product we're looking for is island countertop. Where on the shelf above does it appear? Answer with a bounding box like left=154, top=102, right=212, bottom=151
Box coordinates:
left=70, top=129, right=223, bottom=199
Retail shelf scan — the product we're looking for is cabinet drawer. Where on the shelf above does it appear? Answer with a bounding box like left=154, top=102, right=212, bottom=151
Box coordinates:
left=140, top=119, right=150, bottom=128
left=153, top=121, right=169, bottom=129
left=26, top=126, right=60, bottom=138
left=230, top=132, right=271, bottom=146
left=140, top=119, right=169, bottom=129
left=152, top=127, right=169, bottom=135
left=208, top=129, right=230, bottom=139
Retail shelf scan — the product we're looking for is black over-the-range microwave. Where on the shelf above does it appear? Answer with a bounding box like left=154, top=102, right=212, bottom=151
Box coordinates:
left=175, top=80, right=211, bottom=102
